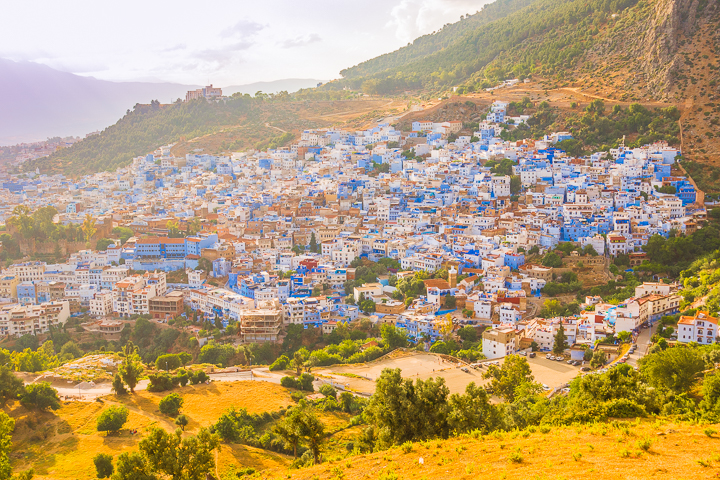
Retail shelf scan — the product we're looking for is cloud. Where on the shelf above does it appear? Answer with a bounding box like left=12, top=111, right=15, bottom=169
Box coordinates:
left=386, top=0, right=490, bottom=44
left=192, top=41, right=254, bottom=64
left=280, top=33, right=322, bottom=49
left=162, top=44, right=187, bottom=52
left=220, top=19, right=266, bottom=39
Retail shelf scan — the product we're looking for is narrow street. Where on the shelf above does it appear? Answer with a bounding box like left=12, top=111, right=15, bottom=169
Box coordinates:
left=627, top=323, right=658, bottom=367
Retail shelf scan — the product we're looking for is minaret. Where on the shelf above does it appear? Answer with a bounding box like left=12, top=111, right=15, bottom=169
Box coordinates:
left=449, top=266, right=457, bottom=289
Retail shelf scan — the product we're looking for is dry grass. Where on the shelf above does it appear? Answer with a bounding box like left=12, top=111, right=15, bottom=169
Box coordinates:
left=288, top=421, right=720, bottom=480
left=6, top=381, right=295, bottom=480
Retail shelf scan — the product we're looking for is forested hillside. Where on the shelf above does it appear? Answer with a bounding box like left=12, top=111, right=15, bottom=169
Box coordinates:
left=332, top=0, right=719, bottom=102
left=340, top=0, right=538, bottom=79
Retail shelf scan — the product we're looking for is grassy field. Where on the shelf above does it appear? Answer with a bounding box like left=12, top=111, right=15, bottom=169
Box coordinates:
left=290, top=420, right=720, bottom=480
left=7, top=381, right=302, bottom=479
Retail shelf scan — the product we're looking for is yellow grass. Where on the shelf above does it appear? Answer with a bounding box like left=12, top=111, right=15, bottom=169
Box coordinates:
left=6, top=381, right=296, bottom=479
left=288, top=420, right=720, bottom=480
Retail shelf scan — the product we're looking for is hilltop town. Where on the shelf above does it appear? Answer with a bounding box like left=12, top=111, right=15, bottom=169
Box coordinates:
left=0, top=97, right=709, bottom=369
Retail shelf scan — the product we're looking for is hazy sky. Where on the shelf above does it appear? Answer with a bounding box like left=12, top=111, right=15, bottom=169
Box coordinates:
left=0, top=0, right=491, bottom=86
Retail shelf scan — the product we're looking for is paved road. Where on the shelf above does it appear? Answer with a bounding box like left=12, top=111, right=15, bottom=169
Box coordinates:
left=627, top=323, right=658, bottom=367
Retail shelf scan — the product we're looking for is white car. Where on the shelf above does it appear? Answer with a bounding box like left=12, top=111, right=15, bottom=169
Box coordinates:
left=542, top=384, right=551, bottom=391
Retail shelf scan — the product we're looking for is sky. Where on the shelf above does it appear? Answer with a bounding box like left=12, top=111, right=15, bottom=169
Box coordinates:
left=0, top=0, right=492, bottom=86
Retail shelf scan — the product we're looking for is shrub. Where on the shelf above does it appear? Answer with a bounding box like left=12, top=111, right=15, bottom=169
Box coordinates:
left=319, top=384, right=337, bottom=398
left=539, top=425, right=551, bottom=434
left=93, top=452, right=114, bottom=478
left=159, top=393, right=184, bottom=416
left=281, top=376, right=299, bottom=389
left=147, top=372, right=177, bottom=392
left=401, top=441, right=413, bottom=454
left=269, top=355, right=290, bottom=371
left=298, top=373, right=315, bottom=392
left=637, top=437, right=652, bottom=451
left=508, top=450, right=523, bottom=463
left=190, top=370, right=210, bottom=385
left=112, top=373, right=127, bottom=395
left=20, top=382, right=60, bottom=411
left=97, top=406, right=129, bottom=434
left=175, top=414, right=189, bottom=431
left=704, top=428, right=717, bottom=437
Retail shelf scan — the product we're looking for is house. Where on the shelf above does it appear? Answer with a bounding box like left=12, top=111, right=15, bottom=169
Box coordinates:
left=482, top=326, right=517, bottom=359
left=677, top=311, right=718, bottom=345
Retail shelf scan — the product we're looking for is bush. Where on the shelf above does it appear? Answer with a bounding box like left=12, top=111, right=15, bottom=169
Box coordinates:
left=190, top=370, right=210, bottom=385
left=97, top=406, right=129, bottom=434
left=281, top=376, right=299, bottom=389
left=319, top=384, right=337, bottom=398
left=147, top=372, right=178, bottom=392
left=20, top=382, right=60, bottom=411
left=155, top=353, right=182, bottom=371
left=112, top=373, right=127, bottom=395
left=637, top=437, right=652, bottom=452
left=175, top=414, right=189, bottom=431
left=159, top=393, right=184, bottom=416
left=269, top=355, right=289, bottom=371
left=401, top=441, right=413, bottom=453
left=93, top=452, right=114, bottom=478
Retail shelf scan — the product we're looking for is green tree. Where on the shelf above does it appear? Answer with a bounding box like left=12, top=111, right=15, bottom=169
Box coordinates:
left=310, top=232, right=319, bottom=253
left=482, top=355, right=539, bottom=402
left=292, top=350, right=307, bottom=377
left=542, top=251, right=563, bottom=268
left=0, top=366, right=25, bottom=407
left=457, top=326, right=477, bottom=343
left=112, top=452, right=156, bottom=480
left=447, top=382, right=498, bottom=435
left=553, top=324, right=568, bottom=356
left=590, top=350, right=607, bottom=369
left=296, top=406, right=326, bottom=465
left=175, top=414, right=189, bottom=431
left=20, top=382, right=60, bottom=411
left=139, top=427, right=219, bottom=480
left=112, top=373, right=127, bottom=395
left=381, top=324, right=407, bottom=350
left=639, top=346, right=705, bottom=393
left=81, top=214, right=97, bottom=247
left=97, top=406, right=130, bottom=434
left=0, top=411, right=15, bottom=480
left=155, top=354, right=182, bottom=371
left=273, top=408, right=303, bottom=458
left=159, top=393, right=184, bottom=416
left=94, top=452, right=114, bottom=478
left=119, top=342, right=143, bottom=393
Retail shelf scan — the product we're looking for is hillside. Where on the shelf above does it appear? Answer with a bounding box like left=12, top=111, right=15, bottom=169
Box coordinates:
left=339, top=0, right=538, bottom=79
left=332, top=0, right=720, bottom=165
left=293, top=421, right=720, bottom=480
left=23, top=95, right=397, bottom=177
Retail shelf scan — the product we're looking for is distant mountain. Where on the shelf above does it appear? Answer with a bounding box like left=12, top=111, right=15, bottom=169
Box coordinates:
left=223, top=79, right=324, bottom=97
left=0, top=58, right=198, bottom=145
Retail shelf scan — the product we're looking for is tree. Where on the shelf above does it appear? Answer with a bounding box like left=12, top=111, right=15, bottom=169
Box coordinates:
left=112, top=452, right=156, bottom=480
left=447, top=382, right=498, bottom=435
left=175, top=414, right=189, bottom=431
left=639, top=346, right=705, bottom=393
left=20, top=382, right=60, bottom=411
left=0, top=411, right=15, bottom=480
left=590, top=350, right=607, bottom=369
left=0, top=366, right=25, bottom=407
left=274, top=408, right=303, bottom=458
left=81, top=214, right=97, bottom=247
left=542, top=251, right=563, bottom=268
left=96, top=238, right=115, bottom=251
left=119, top=342, right=143, bottom=393
left=296, top=406, right=326, bottom=465
left=159, top=393, right=184, bottom=416
left=139, top=427, right=219, bottom=480
left=553, top=324, right=568, bottom=355
left=94, top=452, right=114, bottom=478
left=292, top=350, right=306, bottom=377
left=510, top=175, right=522, bottom=195
left=381, top=324, right=407, bottom=350
left=97, top=406, right=130, bottom=434
left=309, top=232, right=319, bottom=253
left=155, top=354, right=182, bottom=371
left=482, top=355, right=539, bottom=402
left=457, top=326, right=477, bottom=343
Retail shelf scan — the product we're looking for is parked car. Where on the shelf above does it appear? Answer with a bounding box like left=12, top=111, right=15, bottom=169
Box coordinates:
left=547, top=355, right=555, bottom=360
left=519, top=351, right=527, bottom=356
left=529, top=352, right=536, bottom=358
left=566, top=359, right=574, bottom=364
left=556, top=356, right=564, bottom=361
left=542, top=384, right=550, bottom=391
left=461, top=367, right=469, bottom=373
left=581, top=366, right=591, bottom=372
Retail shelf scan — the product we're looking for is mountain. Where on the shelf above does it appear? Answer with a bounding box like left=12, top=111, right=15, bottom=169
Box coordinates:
left=223, top=78, right=325, bottom=97
left=0, top=58, right=199, bottom=145
left=331, top=0, right=720, bottom=164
